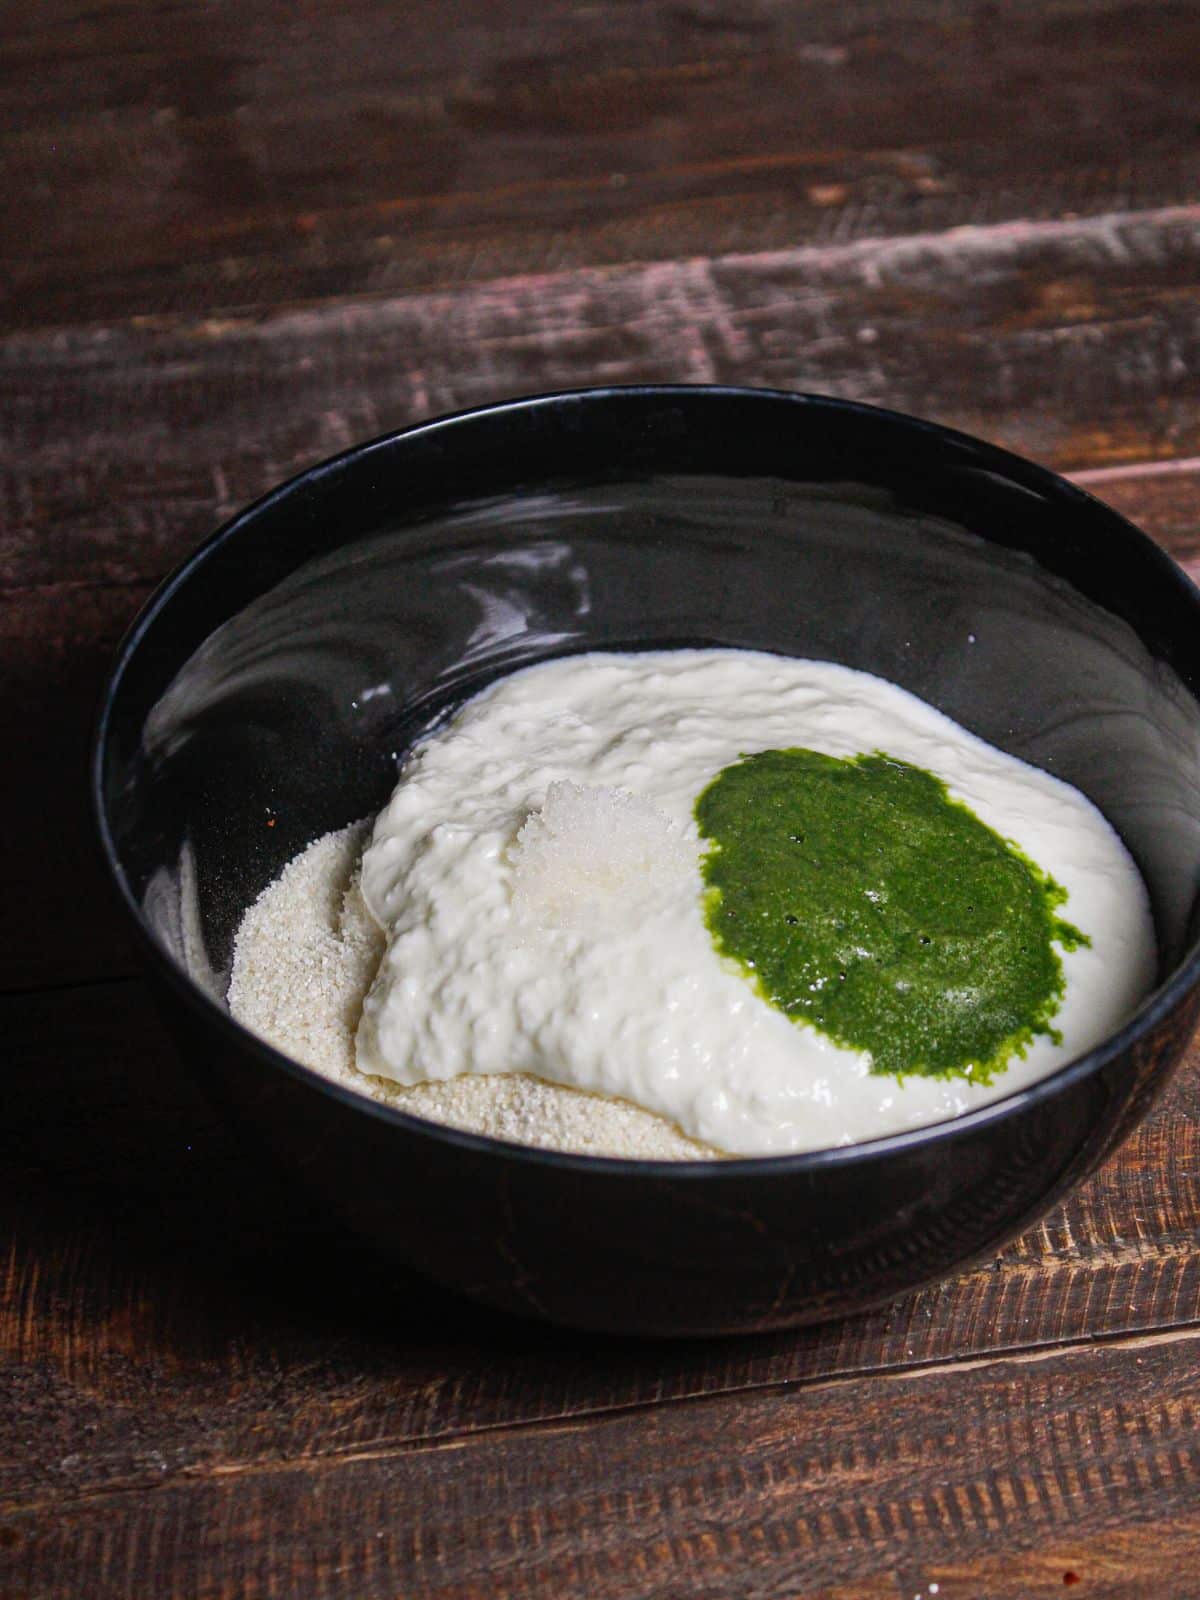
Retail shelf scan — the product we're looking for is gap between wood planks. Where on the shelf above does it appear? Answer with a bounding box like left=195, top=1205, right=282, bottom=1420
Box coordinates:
left=193, top=1319, right=1200, bottom=1478
left=8, top=196, right=1200, bottom=347
left=1072, top=455, right=1200, bottom=485
left=2, top=1318, right=1197, bottom=1521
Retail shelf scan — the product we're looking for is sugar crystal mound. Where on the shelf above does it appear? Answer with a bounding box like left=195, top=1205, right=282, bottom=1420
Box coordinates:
left=510, top=780, right=695, bottom=932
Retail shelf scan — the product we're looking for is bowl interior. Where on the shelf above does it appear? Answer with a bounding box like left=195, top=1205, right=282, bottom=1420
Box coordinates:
left=100, top=391, right=1200, bottom=1041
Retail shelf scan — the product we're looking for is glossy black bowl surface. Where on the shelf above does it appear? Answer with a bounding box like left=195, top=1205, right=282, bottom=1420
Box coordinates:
left=94, top=387, right=1200, bottom=1336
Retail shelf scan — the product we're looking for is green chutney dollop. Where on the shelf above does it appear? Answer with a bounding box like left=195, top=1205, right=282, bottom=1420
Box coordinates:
left=694, top=749, right=1089, bottom=1082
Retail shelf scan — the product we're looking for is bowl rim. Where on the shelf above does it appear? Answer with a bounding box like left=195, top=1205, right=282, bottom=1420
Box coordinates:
left=92, top=382, right=1200, bottom=1178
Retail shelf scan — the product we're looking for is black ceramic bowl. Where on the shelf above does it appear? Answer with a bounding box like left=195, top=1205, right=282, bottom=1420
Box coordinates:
left=93, top=386, right=1200, bottom=1337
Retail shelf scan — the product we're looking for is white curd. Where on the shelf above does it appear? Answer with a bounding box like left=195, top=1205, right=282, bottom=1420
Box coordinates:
left=355, top=649, right=1156, bottom=1156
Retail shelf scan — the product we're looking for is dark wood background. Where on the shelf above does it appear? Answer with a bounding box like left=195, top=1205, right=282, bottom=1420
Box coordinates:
left=3, top=2, right=1199, bottom=1594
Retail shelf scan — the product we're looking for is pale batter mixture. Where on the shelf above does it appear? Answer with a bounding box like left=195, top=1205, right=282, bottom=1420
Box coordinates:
left=230, top=650, right=1156, bottom=1158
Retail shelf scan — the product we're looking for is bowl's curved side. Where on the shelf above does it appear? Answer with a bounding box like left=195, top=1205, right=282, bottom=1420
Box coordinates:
left=149, top=962, right=1199, bottom=1337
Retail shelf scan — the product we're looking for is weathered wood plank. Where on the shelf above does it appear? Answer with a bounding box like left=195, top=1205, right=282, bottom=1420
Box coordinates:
left=3, top=205, right=1199, bottom=591
left=2, top=974, right=1197, bottom=1512
left=3, top=1323, right=1198, bottom=1598
left=4, top=0, right=1200, bottom=333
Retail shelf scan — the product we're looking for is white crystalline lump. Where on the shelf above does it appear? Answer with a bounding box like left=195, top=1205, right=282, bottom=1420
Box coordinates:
left=355, top=649, right=1157, bottom=1156
left=511, top=780, right=693, bottom=932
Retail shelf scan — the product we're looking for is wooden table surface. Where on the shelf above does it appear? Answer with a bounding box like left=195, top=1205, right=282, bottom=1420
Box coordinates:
left=4, top=3, right=1200, bottom=1595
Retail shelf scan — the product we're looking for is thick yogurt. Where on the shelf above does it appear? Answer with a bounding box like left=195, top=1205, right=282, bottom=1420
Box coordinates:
left=357, top=650, right=1156, bottom=1156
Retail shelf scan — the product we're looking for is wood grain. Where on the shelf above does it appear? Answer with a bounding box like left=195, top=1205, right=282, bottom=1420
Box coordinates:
left=3, top=1321, right=1198, bottom=1598
left=4, top=0, right=1200, bottom=334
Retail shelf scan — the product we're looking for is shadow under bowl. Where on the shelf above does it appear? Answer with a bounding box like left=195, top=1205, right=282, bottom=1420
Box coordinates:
left=93, top=386, right=1200, bottom=1337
